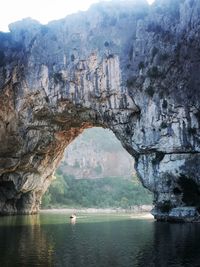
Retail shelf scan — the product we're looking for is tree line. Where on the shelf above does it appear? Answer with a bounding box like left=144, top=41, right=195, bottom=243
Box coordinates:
left=41, top=169, right=153, bottom=209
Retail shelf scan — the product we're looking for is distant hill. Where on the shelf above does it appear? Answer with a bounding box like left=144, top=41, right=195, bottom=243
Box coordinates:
left=59, top=127, right=135, bottom=179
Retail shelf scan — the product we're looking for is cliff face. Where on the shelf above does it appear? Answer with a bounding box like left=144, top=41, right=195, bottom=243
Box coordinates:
left=59, top=128, right=135, bottom=179
left=0, top=0, right=200, bottom=220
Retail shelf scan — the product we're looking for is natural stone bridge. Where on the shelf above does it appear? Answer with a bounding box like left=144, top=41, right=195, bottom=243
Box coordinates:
left=0, top=0, right=200, bottom=221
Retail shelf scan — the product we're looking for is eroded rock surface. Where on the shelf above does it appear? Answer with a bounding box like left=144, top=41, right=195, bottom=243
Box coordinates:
left=0, top=0, right=200, bottom=220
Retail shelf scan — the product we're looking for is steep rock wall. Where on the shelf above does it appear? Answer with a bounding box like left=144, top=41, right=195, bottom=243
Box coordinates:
left=0, top=0, right=200, bottom=221
left=60, top=128, right=135, bottom=179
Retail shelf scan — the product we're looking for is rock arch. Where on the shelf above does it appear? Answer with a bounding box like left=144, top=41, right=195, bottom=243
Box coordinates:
left=0, top=0, right=200, bottom=221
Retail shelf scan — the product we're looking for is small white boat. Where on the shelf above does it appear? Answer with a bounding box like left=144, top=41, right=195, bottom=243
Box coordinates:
left=70, top=214, right=76, bottom=219
left=70, top=214, right=77, bottom=224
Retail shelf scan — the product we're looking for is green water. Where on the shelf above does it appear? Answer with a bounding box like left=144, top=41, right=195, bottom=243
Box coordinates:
left=0, top=212, right=200, bottom=266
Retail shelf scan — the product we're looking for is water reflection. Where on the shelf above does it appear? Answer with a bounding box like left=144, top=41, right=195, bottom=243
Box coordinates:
left=0, top=215, right=55, bottom=266
left=0, top=214, right=200, bottom=267
left=135, top=222, right=200, bottom=267
left=53, top=218, right=154, bottom=267
left=70, top=217, right=76, bottom=225
left=0, top=214, right=40, bottom=226
left=70, top=214, right=77, bottom=225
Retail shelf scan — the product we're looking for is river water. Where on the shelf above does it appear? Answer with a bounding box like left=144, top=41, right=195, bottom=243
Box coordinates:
left=0, top=212, right=200, bottom=267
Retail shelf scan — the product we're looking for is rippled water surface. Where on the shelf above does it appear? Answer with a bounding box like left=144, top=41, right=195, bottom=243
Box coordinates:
left=0, top=212, right=200, bottom=266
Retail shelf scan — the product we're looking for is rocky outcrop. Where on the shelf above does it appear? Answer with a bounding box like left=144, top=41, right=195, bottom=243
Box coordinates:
left=0, top=0, right=200, bottom=220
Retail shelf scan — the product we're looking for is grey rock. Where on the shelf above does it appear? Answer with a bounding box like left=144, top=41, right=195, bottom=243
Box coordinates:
left=152, top=207, right=200, bottom=222
left=0, top=0, right=200, bottom=221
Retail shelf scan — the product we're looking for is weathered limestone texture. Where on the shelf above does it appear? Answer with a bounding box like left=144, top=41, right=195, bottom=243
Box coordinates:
left=0, top=0, right=200, bottom=220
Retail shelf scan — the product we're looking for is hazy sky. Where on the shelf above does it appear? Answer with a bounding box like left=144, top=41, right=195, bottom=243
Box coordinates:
left=0, top=0, right=155, bottom=32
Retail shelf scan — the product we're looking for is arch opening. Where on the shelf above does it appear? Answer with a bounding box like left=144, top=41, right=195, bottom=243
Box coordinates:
left=41, top=127, right=153, bottom=211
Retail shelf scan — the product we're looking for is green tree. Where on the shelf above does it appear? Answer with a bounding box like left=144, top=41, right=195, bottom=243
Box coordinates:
left=41, top=170, right=153, bottom=209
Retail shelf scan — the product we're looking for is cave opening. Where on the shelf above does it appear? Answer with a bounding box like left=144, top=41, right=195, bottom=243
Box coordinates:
left=178, top=175, right=200, bottom=208
left=41, top=127, right=153, bottom=210
left=0, top=180, right=17, bottom=215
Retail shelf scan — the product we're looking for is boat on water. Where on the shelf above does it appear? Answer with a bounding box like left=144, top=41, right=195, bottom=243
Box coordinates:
left=70, top=214, right=77, bottom=224
left=70, top=214, right=76, bottom=219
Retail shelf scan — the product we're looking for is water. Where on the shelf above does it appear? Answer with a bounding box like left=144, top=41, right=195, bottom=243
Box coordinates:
left=0, top=212, right=200, bottom=267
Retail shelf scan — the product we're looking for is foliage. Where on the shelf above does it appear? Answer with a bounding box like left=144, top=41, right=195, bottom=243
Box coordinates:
left=42, top=174, right=69, bottom=206
left=41, top=171, right=153, bottom=209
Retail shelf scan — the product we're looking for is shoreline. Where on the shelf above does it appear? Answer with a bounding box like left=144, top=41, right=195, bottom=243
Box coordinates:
left=41, top=205, right=153, bottom=214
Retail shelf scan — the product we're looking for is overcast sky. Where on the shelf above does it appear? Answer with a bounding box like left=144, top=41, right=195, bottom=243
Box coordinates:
left=0, top=0, right=155, bottom=32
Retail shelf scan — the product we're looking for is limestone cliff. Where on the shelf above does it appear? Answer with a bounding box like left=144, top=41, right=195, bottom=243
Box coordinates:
left=0, top=0, right=200, bottom=221
left=59, top=128, right=135, bottom=179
